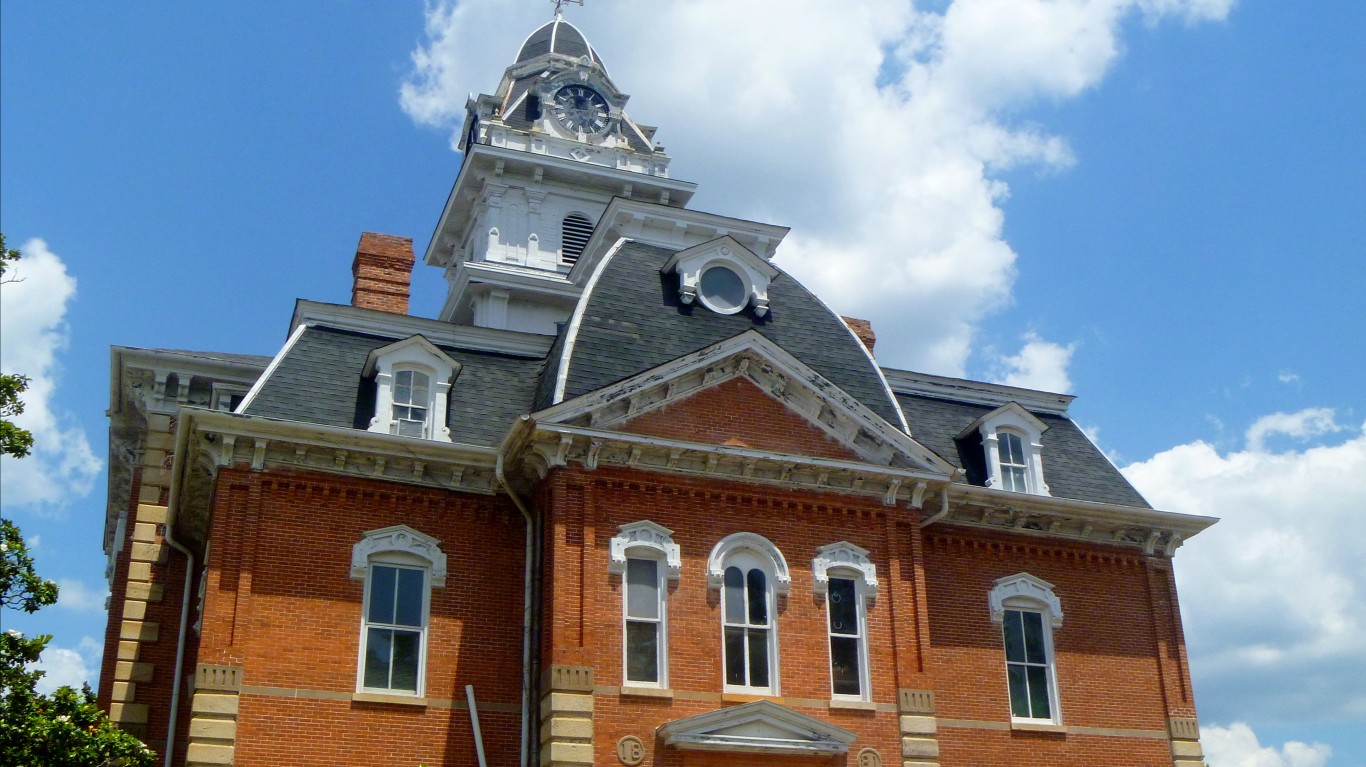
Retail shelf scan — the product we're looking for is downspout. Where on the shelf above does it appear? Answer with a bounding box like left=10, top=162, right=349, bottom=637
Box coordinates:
left=496, top=415, right=538, bottom=767
left=162, top=411, right=198, bottom=767
left=919, top=484, right=952, bottom=528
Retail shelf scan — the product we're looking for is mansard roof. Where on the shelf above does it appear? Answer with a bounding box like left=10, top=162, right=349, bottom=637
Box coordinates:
left=536, top=239, right=907, bottom=429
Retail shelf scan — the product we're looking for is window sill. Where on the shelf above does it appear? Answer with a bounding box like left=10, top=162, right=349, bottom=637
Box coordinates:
left=1011, top=720, right=1064, bottom=733
left=721, top=692, right=781, bottom=704
left=620, top=686, right=673, bottom=699
left=829, top=699, right=877, bottom=711
left=352, top=692, right=428, bottom=707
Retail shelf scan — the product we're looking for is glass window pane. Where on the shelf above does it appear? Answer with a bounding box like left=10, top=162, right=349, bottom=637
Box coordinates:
left=830, top=635, right=861, bottom=696
left=394, top=568, right=424, bottom=627
left=1027, top=665, right=1052, bottom=719
left=390, top=630, right=421, bottom=692
left=828, top=578, right=857, bottom=635
left=364, top=627, right=392, bottom=689
left=724, top=567, right=745, bottom=624
left=1003, top=610, right=1026, bottom=663
left=1023, top=611, right=1046, bottom=664
left=396, top=418, right=425, bottom=438
left=1004, top=466, right=1027, bottom=492
left=626, top=621, right=659, bottom=683
left=747, top=628, right=769, bottom=688
left=724, top=626, right=746, bottom=685
left=999, top=433, right=1023, bottom=464
left=409, top=372, right=429, bottom=400
left=1007, top=664, right=1030, bottom=718
left=626, top=559, right=659, bottom=620
left=746, top=568, right=768, bottom=625
left=368, top=566, right=397, bottom=623
left=700, top=265, right=747, bottom=311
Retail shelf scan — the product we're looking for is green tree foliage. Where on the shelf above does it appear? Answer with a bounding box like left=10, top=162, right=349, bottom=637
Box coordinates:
left=1, top=235, right=154, bottom=765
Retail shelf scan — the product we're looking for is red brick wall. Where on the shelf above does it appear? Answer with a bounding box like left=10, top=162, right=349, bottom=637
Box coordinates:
left=618, top=378, right=862, bottom=461
left=196, top=467, right=527, bottom=767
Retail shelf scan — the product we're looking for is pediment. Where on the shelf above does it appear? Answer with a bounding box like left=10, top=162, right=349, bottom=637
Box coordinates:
left=533, top=330, right=954, bottom=476
left=657, top=700, right=857, bottom=756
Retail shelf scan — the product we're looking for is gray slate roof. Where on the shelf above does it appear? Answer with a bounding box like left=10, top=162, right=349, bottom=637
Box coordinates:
left=243, top=326, right=543, bottom=448
left=540, top=241, right=904, bottom=427
left=516, top=18, right=605, bottom=68
left=893, top=390, right=1151, bottom=508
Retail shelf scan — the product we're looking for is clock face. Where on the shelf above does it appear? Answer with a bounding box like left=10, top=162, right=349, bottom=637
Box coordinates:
left=551, top=85, right=610, bottom=134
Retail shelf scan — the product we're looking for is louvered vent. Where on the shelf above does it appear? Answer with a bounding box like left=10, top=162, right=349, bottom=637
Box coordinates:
left=560, top=213, right=594, bottom=265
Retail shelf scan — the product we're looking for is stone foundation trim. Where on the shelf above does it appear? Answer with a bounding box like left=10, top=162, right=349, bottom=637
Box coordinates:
left=541, top=665, right=595, bottom=767
left=897, top=690, right=940, bottom=767
left=185, top=665, right=242, bottom=767
left=592, top=685, right=899, bottom=711
left=1168, top=716, right=1204, bottom=766
left=899, top=688, right=936, bottom=714
left=107, top=503, right=170, bottom=730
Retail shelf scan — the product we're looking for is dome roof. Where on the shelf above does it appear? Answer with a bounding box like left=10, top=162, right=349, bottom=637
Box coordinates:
left=515, top=17, right=606, bottom=70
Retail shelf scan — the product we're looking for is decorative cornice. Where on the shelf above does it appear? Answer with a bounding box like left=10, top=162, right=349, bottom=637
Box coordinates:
left=812, top=542, right=878, bottom=600
left=936, top=484, right=1216, bottom=555
left=609, top=521, right=682, bottom=580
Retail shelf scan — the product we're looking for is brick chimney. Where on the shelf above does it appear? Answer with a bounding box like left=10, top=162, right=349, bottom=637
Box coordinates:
left=842, top=316, right=877, bottom=355
left=351, top=232, right=415, bottom=314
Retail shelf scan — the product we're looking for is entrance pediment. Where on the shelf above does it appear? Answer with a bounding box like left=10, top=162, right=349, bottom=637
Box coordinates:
left=656, top=700, right=857, bottom=756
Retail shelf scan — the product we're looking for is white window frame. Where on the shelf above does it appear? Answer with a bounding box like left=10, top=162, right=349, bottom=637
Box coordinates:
left=608, top=521, right=681, bottom=689
left=390, top=368, right=433, bottom=438
left=813, top=542, right=877, bottom=702
left=988, top=573, right=1063, bottom=725
left=961, top=402, right=1051, bottom=496
left=363, top=335, right=461, bottom=443
left=708, top=532, right=790, bottom=695
left=350, top=526, right=447, bottom=698
left=662, top=236, right=780, bottom=318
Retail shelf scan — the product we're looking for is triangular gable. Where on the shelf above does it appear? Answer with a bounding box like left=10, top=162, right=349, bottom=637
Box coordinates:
left=534, top=330, right=955, bottom=475
left=656, top=700, right=857, bottom=755
left=362, top=334, right=462, bottom=379
left=956, top=401, right=1049, bottom=440
left=618, top=377, right=863, bottom=462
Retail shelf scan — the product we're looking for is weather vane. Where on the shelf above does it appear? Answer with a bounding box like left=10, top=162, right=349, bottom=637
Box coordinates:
left=551, top=0, right=583, bottom=17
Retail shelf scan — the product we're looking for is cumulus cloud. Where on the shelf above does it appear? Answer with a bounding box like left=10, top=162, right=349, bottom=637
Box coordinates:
left=1203, top=722, right=1333, bottom=767
left=990, top=332, right=1076, bottom=393
left=0, top=238, right=102, bottom=511
left=400, top=0, right=1233, bottom=374
left=1123, top=412, right=1366, bottom=724
left=32, top=636, right=102, bottom=695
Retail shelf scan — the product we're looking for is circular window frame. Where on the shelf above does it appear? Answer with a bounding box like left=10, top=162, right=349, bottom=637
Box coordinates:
left=695, top=262, right=751, bottom=315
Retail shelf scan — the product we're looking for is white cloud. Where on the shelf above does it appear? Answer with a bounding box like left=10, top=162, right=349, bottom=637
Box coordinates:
left=32, top=636, right=101, bottom=695
left=0, top=238, right=102, bottom=511
left=55, top=578, right=110, bottom=613
left=1203, top=722, right=1333, bottom=767
left=1245, top=408, right=1343, bottom=452
left=400, top=0, right=1233, bottom=374
left=1278, top=370, right=1301, bottom=385
left=1122, top=414, right=1366, bottom=724
left=990, top=332, right=1076, bottom=393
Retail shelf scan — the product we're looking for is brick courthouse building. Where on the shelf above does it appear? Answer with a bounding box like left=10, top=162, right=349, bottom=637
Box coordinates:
left=97, top=14, right=1215, bottom=767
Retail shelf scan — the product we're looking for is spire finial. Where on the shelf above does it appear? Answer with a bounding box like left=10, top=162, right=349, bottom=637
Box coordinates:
left=551, top=0, right=583, bottom=18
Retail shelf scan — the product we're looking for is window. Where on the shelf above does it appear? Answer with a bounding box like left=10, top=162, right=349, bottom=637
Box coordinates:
left=697, top=264, right=748, bottom=314
left=390, top=369, right=431, bottom=437
left=997, top=430, right=1029, bottom=492
left=959, top=402, right=1051, bottom=496
left=663, top=236, right=778, bottom=318
left=813, top=542, right=877, bottom=701
left=351, top=526, right=448, bottom=697
left=988, top=573, right=1063, bottom=724
left=560, top=213, right=594, bottom=265
left=363, top=335, right=460, bottom=443
left=609, top=521, right=680, bottom=688
left=708, top=533, right=790, bottom=695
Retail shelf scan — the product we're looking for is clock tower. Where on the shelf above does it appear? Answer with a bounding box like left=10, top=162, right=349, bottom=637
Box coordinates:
left=424, top=13, right=697, bottom=333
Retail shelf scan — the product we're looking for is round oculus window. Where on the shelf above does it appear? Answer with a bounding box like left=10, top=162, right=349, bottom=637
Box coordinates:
left=698, top=265, right=748, bottom=314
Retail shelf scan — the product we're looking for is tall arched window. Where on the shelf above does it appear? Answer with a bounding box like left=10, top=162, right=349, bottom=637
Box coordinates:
left=350, top=526, right=447, bottom=698
left=814, top=542, right=878, bottom=701
left=560, top=213, right=594, bottom=265
left=996, top=430, right=1029, bottom=493
left=989, top=573, right=1064, bottom=724
left=609, top=521, right=681, bottom=689
left=708, top=533, right=790, bottom=695
left=391, top=369, right=431, bottom=438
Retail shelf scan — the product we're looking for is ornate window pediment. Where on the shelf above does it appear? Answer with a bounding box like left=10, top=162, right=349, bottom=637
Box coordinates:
left=350, top=525, right=448, bottom=588
left=706, top=532, right=790, bottom=595
left=657, top=700, right=857, bottom=755
left=662, top=236, right=780, bottom=317
left=812, top=541, right=878, bottom=600
left=988, top=572, right=1063, bottom=628
left=609, top=520, right=681, bottom=580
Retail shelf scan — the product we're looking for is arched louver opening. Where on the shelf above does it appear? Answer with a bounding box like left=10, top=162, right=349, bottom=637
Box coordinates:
left=560, top=213, right=594, bottom=265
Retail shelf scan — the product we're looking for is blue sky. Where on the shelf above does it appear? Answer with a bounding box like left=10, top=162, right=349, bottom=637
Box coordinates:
left=2, top=3, right=1363, bottom=765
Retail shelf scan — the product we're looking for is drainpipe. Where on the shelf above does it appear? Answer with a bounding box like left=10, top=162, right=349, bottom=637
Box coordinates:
left=161, top=411, right=198, bottom=767
left=496, top=416, right=538, bottom=767
left=919, top=485, right=952, bottom=528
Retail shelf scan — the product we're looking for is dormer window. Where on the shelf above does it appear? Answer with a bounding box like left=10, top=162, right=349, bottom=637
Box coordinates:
left=391, top=369, right=431, bottom=438
left=960, top=402, right=1050, bottom=496
left=663, top=236, right=779, bottom=318
left=364, top=335, right=462, bottom=443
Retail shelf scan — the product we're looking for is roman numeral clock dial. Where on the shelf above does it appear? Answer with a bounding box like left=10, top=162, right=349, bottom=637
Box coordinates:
left=551, top=85, right=610, bottom=134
